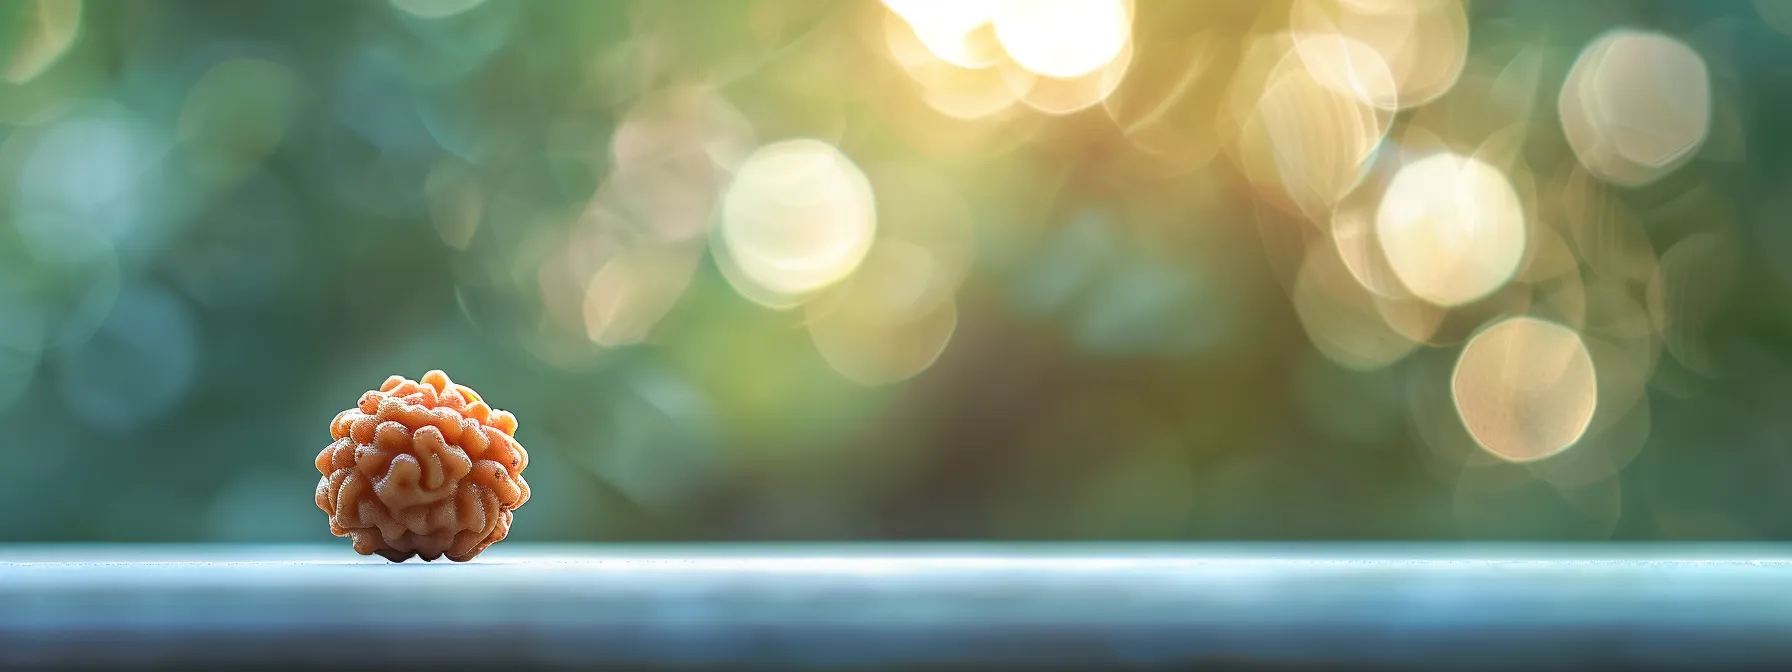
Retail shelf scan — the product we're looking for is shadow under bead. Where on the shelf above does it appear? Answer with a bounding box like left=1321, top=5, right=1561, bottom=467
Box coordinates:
left=314, top=370, right=531, bottom=562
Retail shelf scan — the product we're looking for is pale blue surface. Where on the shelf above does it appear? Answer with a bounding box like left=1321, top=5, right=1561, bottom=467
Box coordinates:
left=4, top=543, right=1792, bottom=668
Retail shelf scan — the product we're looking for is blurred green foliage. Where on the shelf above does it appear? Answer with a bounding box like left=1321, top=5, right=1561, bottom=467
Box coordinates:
left=1, top=0, right=1791, bottom=544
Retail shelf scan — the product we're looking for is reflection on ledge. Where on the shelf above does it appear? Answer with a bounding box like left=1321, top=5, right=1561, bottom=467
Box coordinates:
left=5, top=543, right=1792, bottom=669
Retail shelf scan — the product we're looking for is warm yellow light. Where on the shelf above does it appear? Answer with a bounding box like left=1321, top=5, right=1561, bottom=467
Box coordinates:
left=883, top=0, right=1005, bottom=69
left=1331, top=183, right=1408, bottom=299
left=1452, top=317, right=1599, bottom=463
left=881, top=0, right=1133, bottom=117
left=882, top=8, right=1021, bottom=120
left=716, top=139, right=877, bottom=307
left=1230, top=33, right=1391, bottom=219
left=1003, top=34, right=1132, bottom=115
left=1100, top=29, right=1234, bottom=175
left=1291, top=33, right=1399, bottom=111
left=990, top=0, right=1131, bottom=79
left=1376, top=152, right=1525, bottom=307
left=1288, top=0, right=1467, bottom=109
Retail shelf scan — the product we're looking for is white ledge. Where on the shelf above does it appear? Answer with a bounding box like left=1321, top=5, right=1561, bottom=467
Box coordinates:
left=6, top=543, right=1792, bottom=669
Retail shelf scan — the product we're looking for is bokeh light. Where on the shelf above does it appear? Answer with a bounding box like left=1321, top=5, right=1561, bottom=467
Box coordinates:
left=1101, top=28, right=1236, bottom=177
left=716, top=139, right=877, bottom=307
left=990, top=0, right=1131, bottom=79
left=0, top=0, right=1784, bottom=546
left=3, top=0, right=81, bottom=84
left=811, top=299, right=958, bottom=388
left=882, top=10, right=1023, bottom=121
left=1229, top=32, right=1392, bottom=220
left=808, top=240, right=960, bottom=386
left=176, top=59, right=306, bottom=186
left=390, top=0, right=487, bottom=20
left=580, top=222, right=704, bottom=348
left=881, top=0, right=1005, bottom=69
left=14, top=108, right=171, bottom=265
left=798, top=160, right=972, bottom=386
left=1559, top=30, right=1711, bottom=188
left=1555, top=166, right=1657, bottom=286
left=609, top=86, right=756, bottom=240
left=1288, top=0, right=1468, bottom=109
left=884, top=0, right=1132, bottom=80
left=1292, top=241, right=1419, bottom=371
left=1452, top=317, right=1598, bottom=463
left=1649, top=232, right=1738, bottom=378
left=1760, top=0, right=1792, bottom=38
left=1003, top=33, right=1133, bottom=115
left=1376, top=152, right=1526, bottom=307
left=881, top=0, right=1134, bottom=118
left=1292, top=33, right=1399, bottom=111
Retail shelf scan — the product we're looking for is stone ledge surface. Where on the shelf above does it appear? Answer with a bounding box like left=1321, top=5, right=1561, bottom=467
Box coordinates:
left=4, top=543, right=1791, bottom=668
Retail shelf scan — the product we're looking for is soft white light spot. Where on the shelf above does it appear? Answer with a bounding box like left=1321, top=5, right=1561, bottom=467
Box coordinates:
left=1452, top=317, right=1599, bottom=463
left=990, top=0, right=1131, bottom=79
left=1376, top=152, right=1525, bottom=307
left=717, top=139, right=877, bottom=306
left=1559, top=30, right=1710, bottom=187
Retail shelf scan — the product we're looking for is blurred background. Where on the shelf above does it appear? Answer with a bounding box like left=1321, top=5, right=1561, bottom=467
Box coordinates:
left=0, top=0, right=1787, bottom=544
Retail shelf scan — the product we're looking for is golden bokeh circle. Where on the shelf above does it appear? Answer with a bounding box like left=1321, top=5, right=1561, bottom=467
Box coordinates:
left=1451, top=317, right=1599, bottom=463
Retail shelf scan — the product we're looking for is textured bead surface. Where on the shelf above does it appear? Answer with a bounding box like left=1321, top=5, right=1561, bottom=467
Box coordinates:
left=314, top=370, right=530, bottom=562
